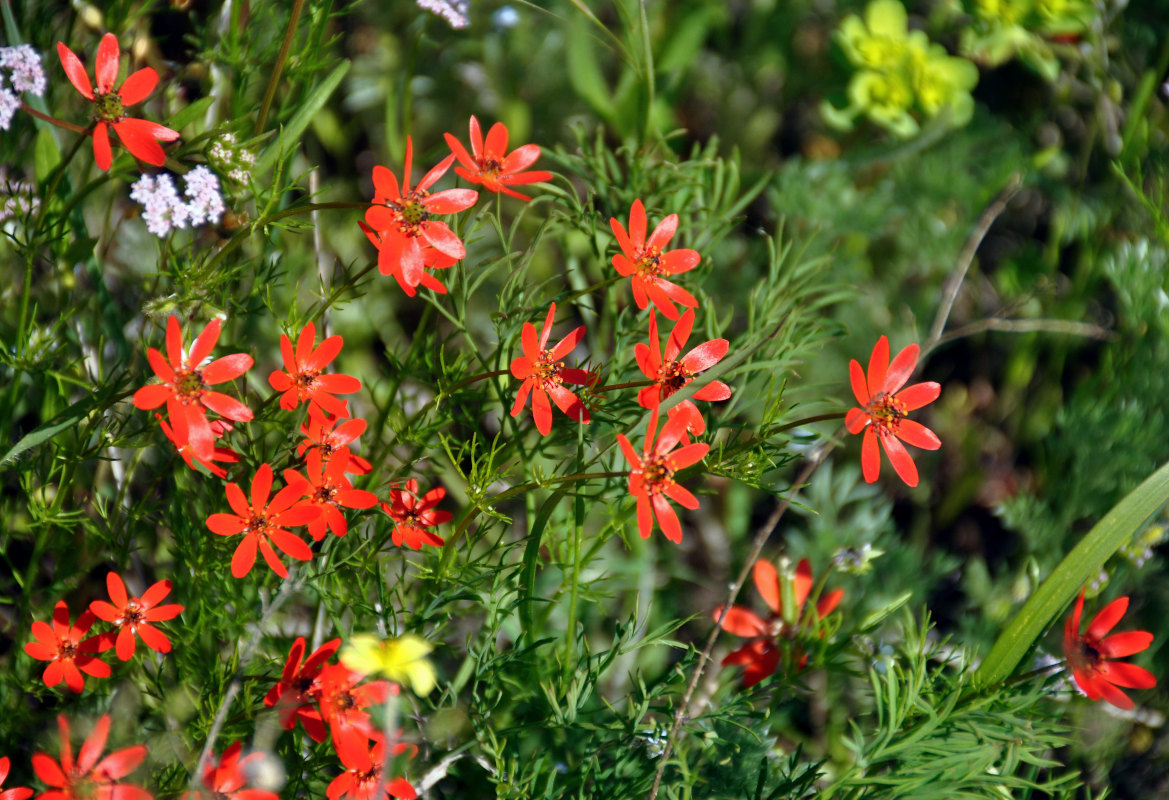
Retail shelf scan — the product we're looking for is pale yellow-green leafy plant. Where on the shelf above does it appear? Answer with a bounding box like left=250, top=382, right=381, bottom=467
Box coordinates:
left=959, top=0, right=1095, bottom=80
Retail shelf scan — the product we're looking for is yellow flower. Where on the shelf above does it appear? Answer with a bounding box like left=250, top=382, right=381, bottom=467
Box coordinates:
left=340, top=633, right=437, bottom=695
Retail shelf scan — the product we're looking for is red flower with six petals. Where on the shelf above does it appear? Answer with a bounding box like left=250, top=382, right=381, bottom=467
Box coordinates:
left=443, top=115, right=552, bottom=202
left=634, top=309, right=731, bottom=436
left=206, top=464, right=319, bottom=579
left=133, top=316, right=254, bottom=463
left=844, top=335, right=941, bottom=487
left=0, top=756, right=33, bottom=800
left=23, top=601, right=109, bottom=693
left=299, top=408, right=373, bottom=475
left=616, top=410, right=710, bottom=543
left=56, top=33, right=179, bottom=171
left=610, top=199, right=700, bottom=320
left=184, top=741, right=278, bottom=800
left=379, top=479, right=450, bottom=550
left=268, top=322, right=362, bottom=418
left=327, top=733, right=417, bottom=800
left=31, top=715, right=151, bottom=800
left=264, top=636, right=342, bottom=742
left=284, top=451, right=379, bottom=541
left=509, top=303, right=592, bottom=436
left=1063, top=590, right=1156, bottom=710
left=88, top=572, right=183, bottom=661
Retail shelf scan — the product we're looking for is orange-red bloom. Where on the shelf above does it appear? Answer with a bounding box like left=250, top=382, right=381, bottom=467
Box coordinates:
left=362, top=136, right=478, bottom=296
left=316, top=664, right=396, bottom=766
left=133, top=316, right=254, bottom=463
left=845, top=335, right=941, bottom=487
left=714, top=558, right=843, bottom=687
left=23, top=601, right=109, bottom=693
left=443, top=115, right=552, bottom=202
left=0, top=757, right=33, bottom=800
left=285, top=451, right=379, bottom=541
left=206, top=463, right=319, bottom=579
left=380, top=479, right=450, bottom=550
left=156, top=414, right=240, bottom=478
left=634, top=309, right=731, bottom=436
left=610, top=199, right=700, bottom=320
left=328, top=733, right=417, bottom=800
left=269, top=322, right=362, bottom=418
left=88, top=572, right=183, bottom=661
left=510, top=303, right=591, bottom=436
left=264, top=636, right=341, bottom=742
left=299, top=408, right=372, bottom=475
left=184, top=742, right=278, bottom=800
left=56, top=33, right=179, bottom=171
left=616, top=410, right=709, bottom=543
left=31, top=715, right=151, bottom=800
left=1063, top=590, right=1156, bottom=710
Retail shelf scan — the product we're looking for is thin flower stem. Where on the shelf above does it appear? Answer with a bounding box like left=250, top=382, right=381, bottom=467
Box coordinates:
left=591, top=379, right=652, bottom=394
left=19, top=102, right=88, bottom=134
left=255, top=0, right=306, bottom=135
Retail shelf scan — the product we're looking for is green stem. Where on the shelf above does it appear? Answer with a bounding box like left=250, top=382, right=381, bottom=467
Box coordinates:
left=591, top=379, right=651, bottom=394
left=255, top=0, right=306, bottom=136
left=19, top=103, right=87, bottom=134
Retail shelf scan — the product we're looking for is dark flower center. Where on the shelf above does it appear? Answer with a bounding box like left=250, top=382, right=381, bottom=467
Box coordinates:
left=314, top=484, right=338, bottom=505
left=533, top=350, right=565, bottom=384
left=387, top=189, right=432, bottom=236
left=866, top=392, right=906, bottom=434
left=246, top=512, right=272, bottom=535
left=641, top=454, right=672, bottom=492
left=658, top=361, right=692, bottom=398
left=174, top=368, right=207, bottom=403
left=476, top=153, right=503, bottom=179
left=635, top=247, right=664, bottom=278
left=94, top=92, right=124, bottom=123
left=296, top=370, right=321, bottom=391
left=58, top=639, right=78, bottom=660
left=120, top=599, right=146, bottom=628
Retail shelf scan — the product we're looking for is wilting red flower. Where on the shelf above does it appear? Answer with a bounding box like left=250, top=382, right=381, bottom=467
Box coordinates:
left=88, top=572, right=183, bottom=661
left=635, top=309, right=731, bottom=436
left=443, top=115, right=552, bottom=202
left=610, top=199, right=700, bottom=320
left=362, top=136, right=478, bottom=296
left=31, top=715, right=151, bottom=800
left=56, top=33, right=179, bottom=171
left=380, top=479, right=450, bottom=550
left=0, top=756, right=33, bottom=800
left=268, top=322, right=362, bottom=418
left=845, top=335, right=941, bottom=487
left=1063, top=590, right=1156, bottom=710
left=184, top=741, right=278, bottom=800
left=510, top=303, right=592, bottom=436
left=285, top=451, right=379, bottom=541
left=328, top=733, right=417, bottom=800
left=133, top=316, right=254, bottom=463
left=23, top=601, right=109, bottom=693
left=316, top=664, right=396, bottom=765
left=206, top=464, right=319, bottom=579
left=264, top=636, right=341, bottom=742
left=156, top=414, right=240, bottom=478
left=714, top=558, right=844, bottom=687
left=616, top=410, right=709, bottom=543
left=299, top=408, right=372, bottom=475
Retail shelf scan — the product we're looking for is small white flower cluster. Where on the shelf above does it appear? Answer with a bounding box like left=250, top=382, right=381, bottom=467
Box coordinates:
left=417, top=0, right=470, bottom=29
left=0, top=44, right=46, bottom=131
left=207, top=133, right=256, bottom=184
left=130, top=166, right=226, bottom=238
left=0, top=167, right=40, bottom=223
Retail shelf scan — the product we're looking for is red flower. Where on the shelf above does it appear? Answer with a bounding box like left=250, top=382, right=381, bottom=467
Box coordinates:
left=316, top=664, right=396, bottom=765
left=616, top=410, right=710, bottom=543
left=156, top=414, right=240, bottom=478
left=714, top=558, right=843, bottom=687
left=133, top=316, right=254, bottom=463
left=443, top=115, right=552, bottom=202
left=509, top=303, right=592, bottom=436
left=23, top=601, right=109, bottom=693
left=285, top=451, right=379, bottom=541
left=56, top=33, right=179, bottom=171
left=268, top=322, right=362, bottom=418
left=88, top=572, right=183, bottom=661
left=205, top=464, right=319, bottom=579
left=379, top=479, right=450, bottom=550
left=634, top=309, right=731, bottom=436
left=184, top=741, right=278, bottom=800
left=610, top=199, right=700, bottom=320
left=327, top=733, right=417, bottom=800
left=0, top=756, right=33, bottom=800
left=1063, top=590, right=1156, bottom=710
left=31, top=715, right=151, bottom=800
left=299, top=408, right=372, bottom=475
left=362, top=136, right=478, bottom=296
left=264, top=636, right=341, bottom=742
left=844, top=335, right=941, bottom=487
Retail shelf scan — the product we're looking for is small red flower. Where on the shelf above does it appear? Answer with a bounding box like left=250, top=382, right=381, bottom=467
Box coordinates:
left=88, top=572, right=183, bottom=661
left=299, top=408, right=373, bottom=475
left=264, top=636, right=341, bottom=742
left=56, top=33, right=179, bottom=171
left=509, top=303, right=592, bottom=436
left=206, top=464, right=319, bottom=579
left=379, top=479, right=450, bottom=550
left=316, top=664, right=396, bottom=766
left=184, top=741, right=279, bottom=800
left=156, top=414, right=240, bottom=478
left=285, top=451, right=379, bottom=541
left=268, top=322, right=362, bottom=418
left=23, top=601, right=109, bottom=693
left=844, top=335, right=941, bottom=487
left=327, top=733, right=417, bottom=800
left=713, top=558, right=844, bottom=687
left=31, top=715, right=151, bottom=800
left=634, top=309, right=731, bottom=436
left=133, top=316, right=254, bottom=463
left=1063, top=590, right=1156, bottom=710
left=362, top=136, right=478, bottom=296
left=616, top=410, right=710, bottom=543
left=443, top=115, right=553, bottom=202
left=610, top=199, right=700, bottom=320
left=0, top=756, right=33, bottom=800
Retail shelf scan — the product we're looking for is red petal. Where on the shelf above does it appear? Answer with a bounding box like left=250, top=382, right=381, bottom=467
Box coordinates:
left=502, top=143, right=541, bottom=173
left=444, top=131, right=476, bottom=171
left=268, top=529, right=312, bottom=560
left=793, top=559, right=813, bottom=612
left=207, top=513, right=246, bottom=536
left=610, top=218, right=634, bottom=259
left=896, top=419, right=940, bottom=450
left=416, top=153, right=456, bottom=193
left=628, top=199, right=647, bottom=248
left=861, top=427, right=880, bottom=483
left=371, top=165, right=400, bottom=203
left=1086, top=596, right=1129, bottom=640
left=1099, top=631, right=1154, bottom=658
left=651, top=493, right=682, bottom=543
left=201, top=391, right=253, bottom=422
left=1099, top=660, right=1157, bottom=689
left=532, top=385, right=552, bottom=435
left=646, top=214, right=679, bottom=252
left=56, top=42, right=94, bottom=99
left=133, top=384, right=171, bottom=410
left=226, top=481, right=250, bottom=518
left=118, top=68, right=158, bottom=106
left=681, top=339, right=728, bottom=373
left=753, top=560, right=782, bottom=615
left=115, top=626, right=136, bottom=661
left=95, top=33, right=119, bottom=95
left=425, top=188, right=479, bottom=214
left=883, top=342, right=920, bottom=395
left=93, top=745, right=147, bottom=781
left=849, top=359, right=869, bottom=406
left=31, top=754, right=65, bottom=788
left=866, top=337, right=889, bottom=400
left=231, top=536, right=258, bottom=578
left=896, top=381, right=940, bottom=411
left=550, top=325, right=587, bottom=361
left=93, top=122, right=112, bottom=171
left=112, top=118, right=167, bottom=166
left=880, top=432, right=919, bottom=487
left=202, top=353, right=254, bottom=384
left=714, top=604, right=768, bottom=637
